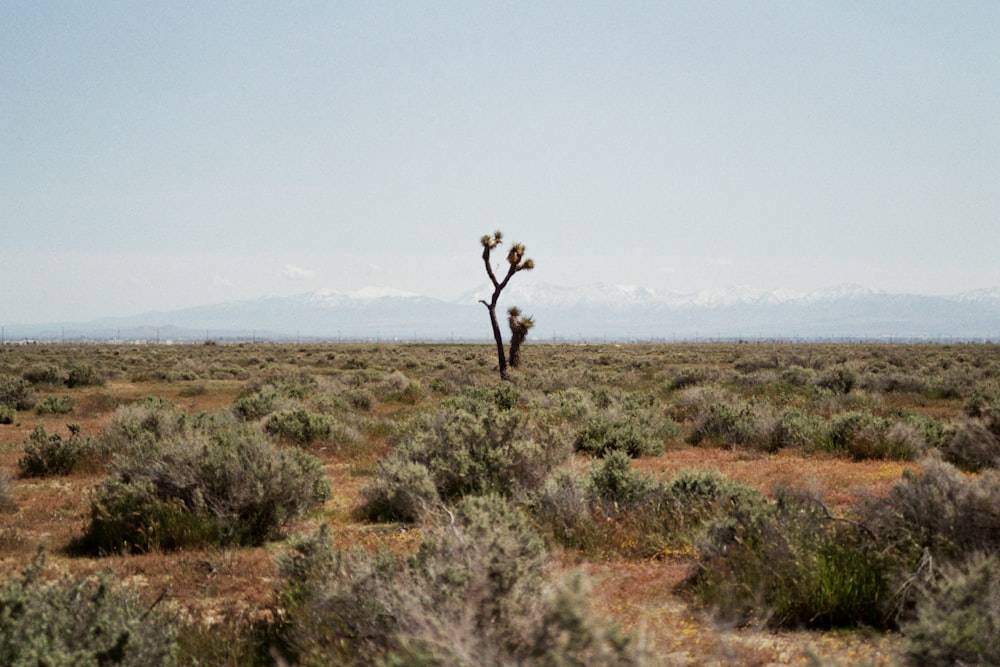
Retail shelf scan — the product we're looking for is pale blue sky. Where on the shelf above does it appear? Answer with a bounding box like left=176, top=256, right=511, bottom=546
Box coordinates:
left=3, top=2, right=998, bottom=323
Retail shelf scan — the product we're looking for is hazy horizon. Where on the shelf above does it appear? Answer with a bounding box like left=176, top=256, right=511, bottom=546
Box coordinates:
left=4, top=3, right=998, bottom=323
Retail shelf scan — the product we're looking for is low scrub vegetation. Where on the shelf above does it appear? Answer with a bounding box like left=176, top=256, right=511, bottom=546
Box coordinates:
left=79, top=422, right=329, bottom=553
left=1, top=341, right=999, bottom=664
left=0, top=549, right=179, bottom=666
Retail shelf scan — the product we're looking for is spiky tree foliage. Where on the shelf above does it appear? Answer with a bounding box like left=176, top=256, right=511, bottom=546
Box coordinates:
left=479, top=231, right=534, bottom=380
left=507, top=306, right=535, bottom=369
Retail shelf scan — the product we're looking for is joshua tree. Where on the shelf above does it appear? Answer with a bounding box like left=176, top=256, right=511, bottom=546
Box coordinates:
left=479, top=231, right=534, bottom=380
left=507, top=306, right=534, bottom=369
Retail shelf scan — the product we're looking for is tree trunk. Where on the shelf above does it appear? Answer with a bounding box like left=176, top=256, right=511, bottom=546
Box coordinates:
left=487, top=304, right=508, bottom=380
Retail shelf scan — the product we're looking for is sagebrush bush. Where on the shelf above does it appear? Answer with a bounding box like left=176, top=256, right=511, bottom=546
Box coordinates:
left=939, top=418, right=1000, bottom=472
left=902, top=552, right=1000, bottom=666
left=64, top=363, right=105, bottom=388
left=0, top=375, right=35, bottom=411
left=822, top=410, right=921, bottom=461
left=686, top=489, right=891, bottom=629
left=277, top=495, right=647, bottom=666
left=538, top=454, right=765, bottom=559
left=81, top=424, right=330, bottom=553
left=0, top=405, right=13, bottom=425
left=98, top=398, right=188, bottom=456
left=264, top=408, right=332, bottom=445
left=0, top=549, right=178, bottom=666
left=361, top=388, right=571, bottom=521
left=34, top=394, right=74, bottom=415
left=769, top=407, right=826, bottom=451
left=865, top=459, right=1000, bottom=560
left=18, top=424, right=93, bottom=477
left=21, top=363, right=64, bottom=385
left=688, top=399, right=773, bottom=450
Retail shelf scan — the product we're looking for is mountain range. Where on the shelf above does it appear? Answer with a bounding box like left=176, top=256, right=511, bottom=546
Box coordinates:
left=5, top=283, right=1000, bottom=343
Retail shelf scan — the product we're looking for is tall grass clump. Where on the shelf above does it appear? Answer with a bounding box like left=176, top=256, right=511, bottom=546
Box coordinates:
left=276, top=495, right=647, bottom=666
left=0, top=549, right=179, bottom=666
left=361, top=386, right=571, bottom=521
left=79, top=424, right=329, bottom=553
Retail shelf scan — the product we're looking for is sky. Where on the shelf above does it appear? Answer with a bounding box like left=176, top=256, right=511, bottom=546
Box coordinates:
left=2, top=2, right=999, bottom=323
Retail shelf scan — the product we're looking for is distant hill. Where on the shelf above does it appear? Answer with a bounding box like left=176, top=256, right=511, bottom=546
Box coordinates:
left=5, top=283, right=1000, bottom=343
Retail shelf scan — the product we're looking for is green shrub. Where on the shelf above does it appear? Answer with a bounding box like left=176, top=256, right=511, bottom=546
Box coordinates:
left=866, top=459, right=1000, bottom=560
left=21, top=363, right=64, bottom=385
left=823, top=411, right=920, bottom=461
left=0, top=375, right=35, bottom=411
left=277, top=495, right=646, bottom=667
left=539, top=455, right=765, bottom=559
left=575, top=392, right=675, bottom=458
left=35, top=394, right=75, bottom=415
left=0, top=549, right=178, bottom=666
left=98, top=399, right=187, bottom=456
left=939, top=419, right=1000, bottom=472
left=64, top=363, right=105, bottom=388
left=361, top=392, right=570, bottom=521
left=0, top=405, right=13, bottom=425
left=18, top=424, right=93, bottom=477
left=264, top=408, right=333, bottom=445
left=80, top=425, right=330, bottom=553
left=903, top=553, right=1000, bottom=667
left=816, top=366, right=857, bottom=394
left=769, top=407, right=826, bottom=451
left=688, top=400, right=771, bottom=450
left=686, top=489, right=891, bottom=629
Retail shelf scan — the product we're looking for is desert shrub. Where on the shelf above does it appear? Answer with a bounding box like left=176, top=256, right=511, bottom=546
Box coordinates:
left=816, top=366, right=857, bottom=394
left=81, top=425, right=330, bottom=553
left=688, top=399, right=772, bottom=450
left=939, top=419, right=1000, bottom=472
left=0, top=405, right=13, bottom=425
left=576, top=416, right=667, bottom=458
left=824, top=411, right=919, bottom=461
left=575, top=393, right=680, bottom=457
left=264, top=408, right=332, bottom=445
left=769, top=407, right=826, bottom=451
left=590, top=450, right=659, bottom=507
left=902, top=552, right=1000, bottom=667
left=232, top=384, right=282, bottom=420
left=34, top=394, right=75, bottom=415
left=233, top=371, right=318, bottom=420
left=0, top=549, right=178, bottom=666
left=277, top=495, right=646, bottom=667
left=361, top=390, right=570, bottom=521
left=686, top=489, right=891, bottom=629
left=64, top=363, right=105, bottom=388
left=98, top=399, right=187, bottom=456
left=778, top=365, right=816, bottom=388
left=21, top=363, right=64, bottom=385
left=866, top=459, right=1000, bottom=561
left=18, top=424, right=94, bottom=477
left=0, top=375, right=35, bottom=411
left=540, top=455, right=764, bottom=559
left=378, top=370, right=425, bottom=404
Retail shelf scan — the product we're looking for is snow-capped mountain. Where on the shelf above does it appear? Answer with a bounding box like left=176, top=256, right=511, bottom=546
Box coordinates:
left=7, top=283, right=1000, bottom=342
